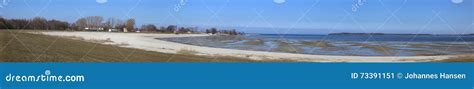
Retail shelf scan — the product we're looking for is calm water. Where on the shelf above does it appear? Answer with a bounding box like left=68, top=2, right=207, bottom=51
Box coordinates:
left=160, top=34, right=474, bottom=56
left=248, top=34, right=474, bottom=42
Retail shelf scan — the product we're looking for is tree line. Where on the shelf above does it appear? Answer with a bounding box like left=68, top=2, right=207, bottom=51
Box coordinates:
left=205, top=28, right=243, bottom=35
left=0, top=16, right=134, bottom=32
left=0, top=17, right=69, bottom=30
left=72, top=16, right=135, bottom=32
left=0, top=16, right=245, bottom=35
left=139, top=24, right=198, bottom=34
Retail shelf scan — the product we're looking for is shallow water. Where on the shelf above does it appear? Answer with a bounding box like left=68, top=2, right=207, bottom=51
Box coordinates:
left=159, top=34, right=474, bottom=56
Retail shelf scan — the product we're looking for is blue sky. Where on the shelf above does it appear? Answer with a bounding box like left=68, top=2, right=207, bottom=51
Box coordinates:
left=0, top=0, right=472, bottom=34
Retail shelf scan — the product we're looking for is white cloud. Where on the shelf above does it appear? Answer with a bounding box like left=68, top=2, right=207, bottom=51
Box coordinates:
left=451, top=0, right=463, bottom=4
left=96, top=0, right=107, bottom=4
left=274, top=0, right=285, bottom=4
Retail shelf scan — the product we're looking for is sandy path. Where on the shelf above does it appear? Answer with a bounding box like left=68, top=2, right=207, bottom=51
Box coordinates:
left=38, top=31, right=454, bottom=62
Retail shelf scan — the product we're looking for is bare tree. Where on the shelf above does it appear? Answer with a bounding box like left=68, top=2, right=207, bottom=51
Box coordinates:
left=0, top=17, right=8, bottom=29
left=31, top=17, right=48, bottom=30
left=125, top=19, right=135, bottom=32
left=73, top=16, right=104, bottom=31
left=140, top=24, right=157, bottom=32
left=85, top=16, right=103, bottom=28
left=8, top=19, right=30, bottom=29
left=166, top=25, right=177, bottom=33
left=47, top=19, right=69, bottom=30
left=105, top=18, right=124, bottom=29
left=75, top=18, right=87, bottom=29
left=210, top=28, right=217, bottom=34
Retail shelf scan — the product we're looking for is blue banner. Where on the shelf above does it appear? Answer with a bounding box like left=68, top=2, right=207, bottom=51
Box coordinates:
left=0, top=63, right=473, bottom=89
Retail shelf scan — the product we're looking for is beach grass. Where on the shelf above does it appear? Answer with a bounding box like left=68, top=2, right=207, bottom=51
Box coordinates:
left=301, top=40, right=334, bottom=48
left=414, top=53, right=448, bottom=56
left=408, top=43, right=474, bottom=55
left=402, top=49, right=447, bottom=56
left=0, top=30, right=289, bottom=62
left=208, top=35, right=244, bottom=42
left=436, top=55, right=474, bottom=62
left=408, top=43, right=450, bottom=49
left=176, top=48, right=199, bottom=55
left=350, top=42, right=395, bottom=55
left=244, top=39, right=265, bottom=45
left=300, top=40, right=339, bottom=51
left=408, top=43, right=430, bottom=48
left=272, top=40, right=302, bottom=53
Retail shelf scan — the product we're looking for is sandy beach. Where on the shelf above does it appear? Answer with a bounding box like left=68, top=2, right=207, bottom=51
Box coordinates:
left=37, top=31, right=455, bottom=62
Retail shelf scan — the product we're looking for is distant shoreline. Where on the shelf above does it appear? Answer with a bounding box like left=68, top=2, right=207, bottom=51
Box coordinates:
left=251, top=33, right=474, bottom=36
left=329, top=33, right=474, bottom=36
